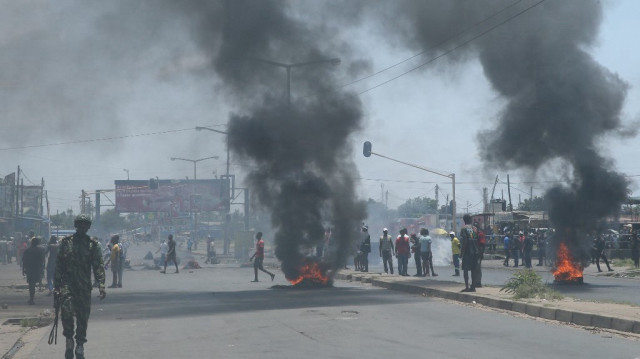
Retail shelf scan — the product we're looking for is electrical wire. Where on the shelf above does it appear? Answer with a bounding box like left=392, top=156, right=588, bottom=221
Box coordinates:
left=357, top=0, right=546, bottom=96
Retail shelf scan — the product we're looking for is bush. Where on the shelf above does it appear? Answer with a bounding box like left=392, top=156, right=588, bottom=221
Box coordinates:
left=500, top=270, right=563, bottom=300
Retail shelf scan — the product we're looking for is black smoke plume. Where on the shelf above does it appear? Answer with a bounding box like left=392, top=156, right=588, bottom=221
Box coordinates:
left=189, top=0, right=367, bottom=280
left=381, top=0, right=630, bottom=263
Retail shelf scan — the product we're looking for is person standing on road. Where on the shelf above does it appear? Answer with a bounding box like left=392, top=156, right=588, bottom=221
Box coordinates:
left=395, top=228, right=410, bottom=276
left=105, top=235, right=122, bottom=288
left=46, top=236, right=59, bottom=296
left=410, top=233, right=422, bottom=276
left=503, top=233, right=511, bottom=266
left=459, top=214, right=480, bottom=292
left=250, top=232, right=275, bottom=282
left=360, top=225, right=371, bottom=272
left=631, top=232, right=639, bottom=269
left=156, top=239, right=168, bottom=266
left=536, top=232, right=546, bottom=266
left=54, top=214, right=106, bottom=359
left=420, top=228, right=437, bottom=277
left=161, top=234, right=179, bottom=274
left=379, top=228, right=394, bottom=274
left=450, top=232, right=460, bottom=276
left=511, top=232, right=521, bottom=268
left=523, top=233, right=534, bottom=268
left=594, top=234, right=614, bottom=272
left=22, top=237, right=45, bottom=305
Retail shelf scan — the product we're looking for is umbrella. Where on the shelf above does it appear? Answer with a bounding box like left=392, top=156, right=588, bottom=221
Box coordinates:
left=432, top=228, right=449, bottom=236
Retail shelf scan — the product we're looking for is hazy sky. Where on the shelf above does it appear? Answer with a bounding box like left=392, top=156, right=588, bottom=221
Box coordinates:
left=1, top=0, right=638, bottom=216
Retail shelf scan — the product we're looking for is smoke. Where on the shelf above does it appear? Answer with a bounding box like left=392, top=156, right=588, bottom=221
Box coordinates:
left=377, top=0, right=630, bottom=263
left=187, top=0, right=367, bottom=280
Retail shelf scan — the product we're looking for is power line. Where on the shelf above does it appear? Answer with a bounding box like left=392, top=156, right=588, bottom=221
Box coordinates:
left=0, top=127, right=195, bottom=151
left=357, top=0, right=546, bottom=96
left=339, top=0, right=526, bottom=89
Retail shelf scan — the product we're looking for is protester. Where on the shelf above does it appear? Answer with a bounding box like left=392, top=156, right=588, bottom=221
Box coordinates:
left=631, top=232, right=639, bottom=269
left=503, top=232, right=511, bottom=267
left=511, top=232, right=521, bottom=268
left=450, top=232, right=460, bottom=276
left=420, top=228, right=437, bottom=277
left=46, top=236, right=59, bottom=296
left=0, top=237, right=7, bottom=265
left=55, top=214, right=106, bottom=359
left=594, top=234, right=614, bottom=272
left=395, top=228, right=410, bottom=276
left=536, top=232, right=546, bottom=266
left=156, top=239, right=168, bottom=266
left=205, top=236, right=216, bottom=264
left=379, top=228, right=394, bottom=274
left=250, top=232, right=275, bottom=282
left=105, top=235, right=122, bottom=288
left=523, top=232, right=534, bottom=268
left=474, top=223, right=485, bottom=287
left=459, top=214, right=480, bottom=292
left=360, top=225, right=371, bottom=272
left=22, top=237, right=46, bottom=305
left=161, top=234, right=179, bottom=274
left=410, top=233, right=422, bottom=276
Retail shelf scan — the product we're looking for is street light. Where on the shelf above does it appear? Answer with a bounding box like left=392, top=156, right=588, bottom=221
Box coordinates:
left=195, top=127, right=229, bottom=177
left=170, top=156, right=219, bottom=180
left=250, top=57, right=341, bottom=104
left=363, top=141, right=458, bottom=234
left=123, top=169, right=130, bottom=180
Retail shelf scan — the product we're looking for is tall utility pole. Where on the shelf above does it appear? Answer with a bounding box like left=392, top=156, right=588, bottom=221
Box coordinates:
left=15, top=165, right=20, bottom=217
left=507, top=174, right=513, bottom=212
left=435, top=184, right=439, bottom=211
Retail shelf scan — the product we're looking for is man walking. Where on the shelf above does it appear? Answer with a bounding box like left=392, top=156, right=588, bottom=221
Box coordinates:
left=250, top=232, right=275, bottom=282
left=503, top=232, right=511, bottom=266
left=45, top=236, right=59, bottom=296
left=450, top=232, right=460, bottom=276
left=22, top=237, right=45, bottom=305
left=379, top=228, right=394, bottom=274
left=395, top=228, right=410, bottom=276
left=161, top=234, right=179, bottom=274
left=54, top=214, right=106, bottom=359
left=594, top=234, right=613, bottom=272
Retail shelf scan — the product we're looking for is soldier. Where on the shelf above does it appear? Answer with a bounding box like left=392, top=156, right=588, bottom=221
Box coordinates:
left=22, top=237, right=45, bottom=305
left=54, top=214, right=106, bottom=359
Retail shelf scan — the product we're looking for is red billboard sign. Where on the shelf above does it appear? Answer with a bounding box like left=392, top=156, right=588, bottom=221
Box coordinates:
left=115, top=179, right=230, bottom=213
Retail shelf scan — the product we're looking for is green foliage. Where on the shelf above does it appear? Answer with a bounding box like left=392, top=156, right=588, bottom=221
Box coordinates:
left=500, top=270, right=563, bottom=300
left=99, top=209, right=127, bottom=232
left=50, top=209, right=75, bottom=229
left=517, top=196, right=548, bottom=211
left=397, top=197, right=438, bottom=218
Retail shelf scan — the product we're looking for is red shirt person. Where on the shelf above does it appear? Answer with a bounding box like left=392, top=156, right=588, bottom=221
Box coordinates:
left=250, top=232, right=275, bottom=282
left=395, top=228, right=411, bottom=276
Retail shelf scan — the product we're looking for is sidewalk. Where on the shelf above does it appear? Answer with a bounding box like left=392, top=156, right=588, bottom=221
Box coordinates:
left=334, top=266, right=640, bottom=336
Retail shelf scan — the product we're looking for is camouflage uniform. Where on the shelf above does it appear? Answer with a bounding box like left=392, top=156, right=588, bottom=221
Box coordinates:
left=54, top=232, right=105, bottom=345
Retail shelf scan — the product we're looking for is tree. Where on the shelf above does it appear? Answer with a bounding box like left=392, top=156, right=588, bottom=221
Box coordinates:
left=397, top=197, right=438, bottom=218
left=518, top=196, right=548, bottom=211
left=51, top=209, right=75, bottom=229
left=99, top=209, right=127, bottom=233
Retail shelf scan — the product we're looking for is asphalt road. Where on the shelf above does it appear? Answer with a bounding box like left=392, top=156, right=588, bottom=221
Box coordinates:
left=18, top=247, right=640, bottom=359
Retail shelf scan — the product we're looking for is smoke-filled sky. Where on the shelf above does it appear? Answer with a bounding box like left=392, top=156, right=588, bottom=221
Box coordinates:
left=1, top=0, right=639, bottom=217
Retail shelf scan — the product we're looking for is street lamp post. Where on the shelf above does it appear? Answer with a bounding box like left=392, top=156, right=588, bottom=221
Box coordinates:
left=363, top=141, right=458, bottom=234
left=250, top=57, right=341, bottom=104
left=123, top=169, right=130, bottom=180
left=195, top=127, right=229, bottom=178
left=170, top=156, right=219, bottom=180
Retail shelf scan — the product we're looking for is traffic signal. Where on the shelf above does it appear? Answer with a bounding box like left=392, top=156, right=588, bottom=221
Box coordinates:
left=363, top=141, right=372, bottom=157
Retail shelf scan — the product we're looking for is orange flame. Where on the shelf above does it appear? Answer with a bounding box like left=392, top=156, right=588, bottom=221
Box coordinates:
left=553, top=242, right=583, bottom=281
left=288, top=260, right=329, bottom=286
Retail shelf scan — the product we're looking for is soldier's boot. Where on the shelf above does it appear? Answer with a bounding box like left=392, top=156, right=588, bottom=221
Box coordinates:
left=65, top=338, right=74, bottom=359
left=75, top=344, right=85, bottom=359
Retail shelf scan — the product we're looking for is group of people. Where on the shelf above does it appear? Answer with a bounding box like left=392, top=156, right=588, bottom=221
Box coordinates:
left=502, top=231, right=538, bottom=268
left=374, top=226, right=438, bottom=277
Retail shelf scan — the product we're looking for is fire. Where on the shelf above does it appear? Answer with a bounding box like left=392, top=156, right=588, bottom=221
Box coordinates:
left=553, top=242, right=583, bottom=282
left=288, top=259, right=330, bottom=286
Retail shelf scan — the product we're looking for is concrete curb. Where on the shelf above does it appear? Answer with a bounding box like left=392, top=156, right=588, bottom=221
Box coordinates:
left=334, top=272, right=640, bottom=335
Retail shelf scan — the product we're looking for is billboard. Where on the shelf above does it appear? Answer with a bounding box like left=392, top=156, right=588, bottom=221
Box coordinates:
left=115, top=179, right=230, bottom=214
left=21, top=186, right=43, bottom=217
left=0, top=173, right=15, bottom=217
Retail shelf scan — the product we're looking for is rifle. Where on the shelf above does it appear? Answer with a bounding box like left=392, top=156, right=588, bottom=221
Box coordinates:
left=48, top=291, right=60, bottom=345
